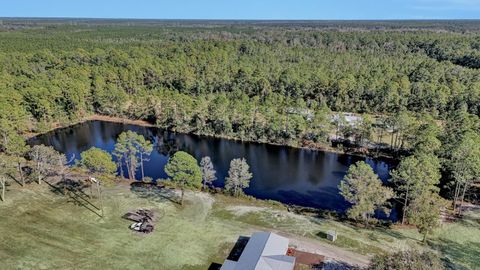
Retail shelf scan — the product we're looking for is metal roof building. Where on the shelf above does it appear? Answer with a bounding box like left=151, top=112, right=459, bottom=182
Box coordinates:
left=220, top=232, right=295, bottom=270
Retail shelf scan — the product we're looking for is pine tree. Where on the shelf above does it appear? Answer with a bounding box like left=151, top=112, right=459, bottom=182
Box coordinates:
left=450, top=131, right=480, bottom=214
left=391, top=153, right=441, bottom=224
left=79, top=147, right=117, bottom=175
left=135, top=136, right=153, bottom=181
left=164, top=151, right=202, bottom=205
left=408, top=191, right=446, bottom=243
left=339, top=161, right=393, bottom=226
left=113, top=131, right=152, bottom=180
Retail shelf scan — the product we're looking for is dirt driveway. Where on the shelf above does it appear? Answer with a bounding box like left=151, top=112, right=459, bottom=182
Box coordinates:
left=286, top=233, right=370, bottom=268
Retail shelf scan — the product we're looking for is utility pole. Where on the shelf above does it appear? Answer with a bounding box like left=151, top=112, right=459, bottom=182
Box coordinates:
left=89, top=177, right=104, bottom=218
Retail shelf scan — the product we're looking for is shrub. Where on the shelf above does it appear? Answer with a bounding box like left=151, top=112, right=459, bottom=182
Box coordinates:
left=368, top=250, right=444, bottom=270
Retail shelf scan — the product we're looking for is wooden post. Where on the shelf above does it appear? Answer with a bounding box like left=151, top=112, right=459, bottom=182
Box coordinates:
left=89, top=177, right=104, bottom=218
left=1, top=177, right=5, bottom=202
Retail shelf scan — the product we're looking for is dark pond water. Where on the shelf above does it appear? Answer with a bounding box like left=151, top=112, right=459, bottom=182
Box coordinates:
left=30, top=121, right=396, bottom=216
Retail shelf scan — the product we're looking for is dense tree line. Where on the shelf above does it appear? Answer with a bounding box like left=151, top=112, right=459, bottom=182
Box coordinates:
left=1, top=26, right=479, bottom=151
left=0, top=23, right=479, bottom=210
left=1, top=25, right=480, bottom=121
left=0, top=23, right=476, bottom=267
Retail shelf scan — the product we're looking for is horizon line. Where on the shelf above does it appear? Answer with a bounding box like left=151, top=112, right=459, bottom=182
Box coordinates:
left=2, top=16, right=480, bottom=22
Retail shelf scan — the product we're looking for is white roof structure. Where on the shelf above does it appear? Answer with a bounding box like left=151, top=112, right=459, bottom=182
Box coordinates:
left=220, top=232, right=295, bottom=270
left=331, top=113, right=363, bottom=126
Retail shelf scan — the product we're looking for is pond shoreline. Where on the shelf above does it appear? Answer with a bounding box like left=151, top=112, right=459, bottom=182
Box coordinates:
left=30, top=118, right=397, bottom=216
left=28, top=113, right=398, bottom=162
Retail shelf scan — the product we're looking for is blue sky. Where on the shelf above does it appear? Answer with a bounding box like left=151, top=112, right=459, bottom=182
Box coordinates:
left=1, top=0, right=480, bottom=20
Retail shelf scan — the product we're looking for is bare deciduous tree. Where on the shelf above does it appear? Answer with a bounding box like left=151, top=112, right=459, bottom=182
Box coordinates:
left=29, top=145, right=67, bottom=185
left=225, top=158, right=252, bottom=197
left=200, top=156, right=216, bottom=190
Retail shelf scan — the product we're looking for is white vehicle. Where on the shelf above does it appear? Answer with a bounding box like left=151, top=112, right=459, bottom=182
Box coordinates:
left=129, top=221, right=154, bottom=233
left=130, top=222, right=142, bottom=231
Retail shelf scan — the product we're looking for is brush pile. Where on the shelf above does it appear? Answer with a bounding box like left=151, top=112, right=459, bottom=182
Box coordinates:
left=122, top=209, right=155, bottom=233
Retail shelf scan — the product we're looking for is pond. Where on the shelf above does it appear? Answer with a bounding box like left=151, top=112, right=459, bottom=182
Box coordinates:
left=30, top=120, right=396, bottom=216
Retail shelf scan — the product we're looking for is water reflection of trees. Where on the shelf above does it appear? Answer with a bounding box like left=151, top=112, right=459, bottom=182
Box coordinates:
left=154, top=131, right=179, bottom=156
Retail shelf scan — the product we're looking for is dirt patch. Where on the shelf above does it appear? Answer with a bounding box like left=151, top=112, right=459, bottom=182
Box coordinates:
left=226, top=205, right=311, bottom=222
left=183, top=191, right=215, bottom=221
left=226, top=205, right=269, bottom=215
left=86, top=115, right=155, bottom=127
left=286, top=233, right=370, bottom=268
left=224, top=205, right=370, bottom=267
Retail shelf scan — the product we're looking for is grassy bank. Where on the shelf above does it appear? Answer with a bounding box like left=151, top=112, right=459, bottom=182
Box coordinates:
left=0, top=180, right=478, bottom=269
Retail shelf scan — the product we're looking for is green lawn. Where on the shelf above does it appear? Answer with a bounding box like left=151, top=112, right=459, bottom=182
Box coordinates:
left=0, top=183, right=244, bottom=270
left=428, top=210, right=480, bottom=270
left=211, top=196, right=480, bottom=270
left=0, top=180, right=478, bottom=270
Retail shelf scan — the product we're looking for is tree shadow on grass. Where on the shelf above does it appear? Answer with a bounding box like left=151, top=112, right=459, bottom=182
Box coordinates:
left=455, top=213, right=480, bottom=228
left=322, top=213, right=407, bottom=242
left=429, top=237, right=480, bottom=270
left=45, top=178, right=102, bottom=218
left=6, top=166, right=42, bottom=187
left=317, top=231, right=328, bottom=239
left=5, top=172, right=24, bottom=187
left=129, top=182, right=179, bottom=205
left=374, top=227, right=413, bottom=241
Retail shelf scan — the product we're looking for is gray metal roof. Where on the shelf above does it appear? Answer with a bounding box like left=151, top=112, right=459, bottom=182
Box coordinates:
left=220, top=232, right=295, bottom=270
